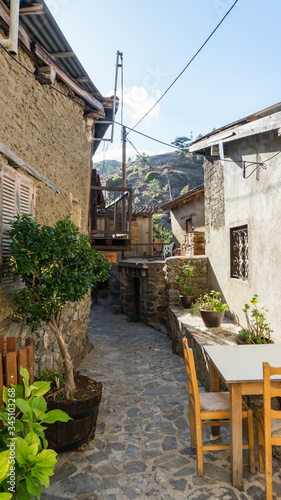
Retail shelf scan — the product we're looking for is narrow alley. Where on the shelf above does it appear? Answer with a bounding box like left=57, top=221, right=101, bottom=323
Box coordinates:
left=42, top=298, right=281, bottom=500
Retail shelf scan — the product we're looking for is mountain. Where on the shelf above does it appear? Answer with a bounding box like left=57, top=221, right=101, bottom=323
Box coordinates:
left=97, top=152, right=204, bottom=207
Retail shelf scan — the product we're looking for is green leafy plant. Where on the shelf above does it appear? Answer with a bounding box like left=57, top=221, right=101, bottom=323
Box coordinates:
left=190, top=291, right=229, bottom=315
left=171, top=136, right=190, bottom=155
left=237, top=295, right=273, bottom=344
left=152, top=215, right=173, bottom=244
left=6, top=215, right=110, bottom=399
left=144, top=171, right=159, bottom=182
left=0, top=367, right=71, bottom=499
left=37, top=369, right=65, bottom=391
left=176, top=264, right=197, bottom=296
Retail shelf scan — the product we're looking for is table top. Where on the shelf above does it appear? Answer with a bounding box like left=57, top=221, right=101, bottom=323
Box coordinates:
left=204, top=344, right=281, bottom=384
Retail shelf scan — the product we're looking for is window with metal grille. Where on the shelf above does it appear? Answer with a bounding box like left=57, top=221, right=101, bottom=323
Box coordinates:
left=230, top=225, right=248, bottom=280
left=1, top=166, right=34, bottom=292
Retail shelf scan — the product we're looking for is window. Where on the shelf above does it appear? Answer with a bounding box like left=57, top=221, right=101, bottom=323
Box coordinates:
left=185, top=217, right=193, bottom=233
left=230, top=225, right=248, bottom=280
left=1, top=166, right=34, bottom=292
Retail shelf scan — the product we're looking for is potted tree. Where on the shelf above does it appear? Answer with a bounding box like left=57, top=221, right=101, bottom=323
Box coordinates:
left=176, top=263, right=197, bottom=308
left=190, top=290, right=229, bottom=328
left=6, top=215, right=111, bottom=451
left=236, top=294, right=273, bottom=344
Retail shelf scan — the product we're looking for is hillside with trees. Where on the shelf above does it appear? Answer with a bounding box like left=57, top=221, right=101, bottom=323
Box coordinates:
left=97, top=151, right=204, bottom=207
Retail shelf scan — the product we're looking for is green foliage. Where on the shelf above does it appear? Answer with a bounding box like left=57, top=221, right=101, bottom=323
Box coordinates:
left=152, top=215, right=173, bottom=244
left=37, top=369, right=65, bottom=390
left=237, top=295, right=273, bottom=344
left=134, top=197, right=141, bottom=205
left=136, top=153, right=150, bottom=164
left=134, top=188, right=140, bottom=195
left=0, top=367, right=71, bottom=499
left=106, top=176, right=122, bottom=188
left=190, top=291, right=229, bottom=316
left=149, top=179, right=160, bottom=197
left=133, top=167, right=142, bottom=175
left=6, top=215, right=110, bottom=332
left=171, top=136, right=190, bottom=155
left=144, top=171, right=159, bottom=182
left=176, top=264, right=197, bottom=296
left=180, top=184, right=190, bottom=196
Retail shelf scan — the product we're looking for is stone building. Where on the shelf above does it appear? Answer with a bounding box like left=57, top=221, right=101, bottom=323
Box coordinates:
left=0, top=0, right=114, bottom=370
left=190, top=101, right=281, bottom=341
left=161, top=184, right=205, bottom=256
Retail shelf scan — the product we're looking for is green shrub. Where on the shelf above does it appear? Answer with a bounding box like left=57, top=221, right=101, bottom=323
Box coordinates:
left=145, top=171, right=159, bottom=182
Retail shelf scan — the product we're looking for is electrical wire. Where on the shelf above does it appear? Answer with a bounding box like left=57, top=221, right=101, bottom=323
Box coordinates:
left=127, top=0, right=239, bottom=135
left=0, top=41, right=179, bottom=151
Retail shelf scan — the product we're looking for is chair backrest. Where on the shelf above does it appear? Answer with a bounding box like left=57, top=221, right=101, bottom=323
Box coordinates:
left=183, top=339, right=201, bottom=415
left=162, top=242, right=174, bottom=259
left=263, top=362, right=281, bottom=430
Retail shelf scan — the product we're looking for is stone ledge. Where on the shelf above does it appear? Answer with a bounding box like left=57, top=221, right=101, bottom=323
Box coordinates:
left=167, top=307, right=240, bottom=391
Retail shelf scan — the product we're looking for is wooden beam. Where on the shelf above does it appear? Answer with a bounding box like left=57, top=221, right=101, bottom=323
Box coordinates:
left=75, top=76, right=89, bottom=83
left=51, top=51, right=75, bottom=59
left=36, top=65, right=56, bottom=85
left=0, top=140, right=61, bottom=193
left=0, top=0, right=32, bottom=51
left=34, top=42, right=105, bottom=114
left=20, top=5, right=45, bottom=15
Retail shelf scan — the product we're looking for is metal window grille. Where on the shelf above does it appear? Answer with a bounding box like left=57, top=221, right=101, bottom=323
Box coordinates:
left=230, top=225, right=248, bottom=280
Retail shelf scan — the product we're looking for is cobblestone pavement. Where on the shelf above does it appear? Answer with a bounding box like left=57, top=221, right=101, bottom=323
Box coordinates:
left=42, top=297, right=281, bottom=500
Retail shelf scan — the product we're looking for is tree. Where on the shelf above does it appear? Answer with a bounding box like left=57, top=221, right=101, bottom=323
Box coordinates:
left=171, top=136, right=190, bottom=155
left=136, top=153, right=150, bottom=164
left=6, top=215, right=111, bottom=399
left=153, top=215, right=173, bottom=244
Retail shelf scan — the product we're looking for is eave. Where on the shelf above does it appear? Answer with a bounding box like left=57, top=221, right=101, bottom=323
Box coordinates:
left=161, top=185, right=204, bottom=212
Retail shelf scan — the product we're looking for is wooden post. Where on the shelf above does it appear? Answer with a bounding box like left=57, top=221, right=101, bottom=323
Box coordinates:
left=18, top=348, right=28, bottom=385
left=26, top=340, right=34, bottom=384
left=6, top=351, right=17, bottom=387
left=0, top=339, right=4, bottom=356
left=7, top=338, right=16, bottom=352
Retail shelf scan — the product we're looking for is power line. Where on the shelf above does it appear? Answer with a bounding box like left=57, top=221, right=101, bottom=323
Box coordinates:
left=0, top=41, right=179, bottom=151
left=128, top=0, right=239, bottom=135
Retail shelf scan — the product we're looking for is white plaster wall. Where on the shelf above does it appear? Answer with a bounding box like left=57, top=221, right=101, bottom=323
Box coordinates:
left=170, top=197, right=205, bottom=248
left=206, top=131, right=281, bottom=342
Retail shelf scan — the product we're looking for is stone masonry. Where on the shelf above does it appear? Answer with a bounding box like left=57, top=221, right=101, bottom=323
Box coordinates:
left=0, top=27, right=95, bottom=371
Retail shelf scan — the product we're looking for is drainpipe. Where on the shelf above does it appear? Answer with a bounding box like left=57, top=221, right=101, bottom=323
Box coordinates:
left=0, top=0, right=20, bottom=54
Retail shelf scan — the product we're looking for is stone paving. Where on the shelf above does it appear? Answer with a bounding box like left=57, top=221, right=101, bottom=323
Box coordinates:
left=42, top=297, right=281, bottom=500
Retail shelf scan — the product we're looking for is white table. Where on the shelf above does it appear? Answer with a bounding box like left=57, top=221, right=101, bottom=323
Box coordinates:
left=204, top=344, right=281, bottom=487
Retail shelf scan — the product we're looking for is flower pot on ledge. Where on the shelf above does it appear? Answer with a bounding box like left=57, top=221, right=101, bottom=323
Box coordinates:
left=200, top=309, right=225, bottom=328
left=180, top=295, right=197, bottom=309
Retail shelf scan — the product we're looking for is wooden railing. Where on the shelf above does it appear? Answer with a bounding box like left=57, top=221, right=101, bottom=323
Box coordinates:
left=0, top=338, right=34, bottom=406
left=125, top=242, right=163, bottom=258
left=91, top=185, right=132, bottom=240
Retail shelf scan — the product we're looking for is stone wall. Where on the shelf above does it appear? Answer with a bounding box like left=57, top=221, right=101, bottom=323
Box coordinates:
left=0, top=30, right=94, bottom=372
left=119, top=261, right=167, bottom=331
left=164, top=256, right=209, bottom=308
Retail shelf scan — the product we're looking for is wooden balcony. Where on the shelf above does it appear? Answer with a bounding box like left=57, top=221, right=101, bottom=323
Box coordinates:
left=124, top=242, right=163, bottom=259
left=90, top=185, right=132, bottom=251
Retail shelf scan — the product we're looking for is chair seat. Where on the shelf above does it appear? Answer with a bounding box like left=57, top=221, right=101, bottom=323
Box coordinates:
left=200, top=392, right=230, bottom=412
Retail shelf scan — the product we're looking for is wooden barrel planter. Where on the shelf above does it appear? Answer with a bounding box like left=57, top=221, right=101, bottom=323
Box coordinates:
left=44, top=374, right=102, bottom=452
left=0, top=338, right=34, bottom=403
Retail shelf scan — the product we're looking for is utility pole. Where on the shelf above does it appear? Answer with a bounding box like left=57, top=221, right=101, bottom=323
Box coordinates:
left=122, top=126, right=126, bottom=188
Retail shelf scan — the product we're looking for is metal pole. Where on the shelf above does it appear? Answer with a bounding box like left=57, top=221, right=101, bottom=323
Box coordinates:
left=122, top=126, right=126, bottom=188
left=111, top=51, right=122, bottom=143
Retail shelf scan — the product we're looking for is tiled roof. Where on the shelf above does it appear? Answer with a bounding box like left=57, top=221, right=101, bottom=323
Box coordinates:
left=161, top=184, right=204, bottom=211
left=132, top=205, right=159, bottom=216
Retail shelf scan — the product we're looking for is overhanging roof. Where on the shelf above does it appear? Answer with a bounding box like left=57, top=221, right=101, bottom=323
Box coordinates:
left=190, top=101, right=281, bottom=153
left=161, top=184, right=204, bottom=211
left=0, top=0, right=115, bottom=154
left=132, top=205, right=159, bottom=217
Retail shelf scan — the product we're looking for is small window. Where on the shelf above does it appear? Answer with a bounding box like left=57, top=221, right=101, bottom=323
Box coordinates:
left=1, top=166, right=34, bottom=292
left=230, top=225, right=248, bottom=280
left=186, top=217, right=193, bottom=233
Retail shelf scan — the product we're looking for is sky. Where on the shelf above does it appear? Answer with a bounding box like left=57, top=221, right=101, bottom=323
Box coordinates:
left=45, top=0, right=281, bottom=163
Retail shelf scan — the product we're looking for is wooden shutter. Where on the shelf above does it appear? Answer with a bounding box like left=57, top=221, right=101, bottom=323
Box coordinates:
left=1, top=166, right=34, bottom=292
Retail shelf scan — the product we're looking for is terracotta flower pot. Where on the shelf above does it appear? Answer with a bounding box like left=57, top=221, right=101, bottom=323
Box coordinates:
left=180, top=295, right=197, bottom=309
left=200, top=309, right=225, bottom=328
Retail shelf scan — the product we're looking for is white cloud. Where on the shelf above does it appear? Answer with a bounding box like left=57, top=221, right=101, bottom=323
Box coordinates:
left=107, top=86, right=160, bottom=123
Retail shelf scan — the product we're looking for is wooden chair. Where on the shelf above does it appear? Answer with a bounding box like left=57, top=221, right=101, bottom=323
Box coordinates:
left=182, top=339, right=255, bottom=476
left=258, top=362, right=281, bottom=500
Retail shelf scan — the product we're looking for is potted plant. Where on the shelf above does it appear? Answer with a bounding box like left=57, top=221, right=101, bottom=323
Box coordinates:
left=236, top=294, right=273, bottom=344
left=190, top=290, right=229, bottom=328
left=6, top=215, right=111, bottom=451
left=176, top=263, right=197, bottom=308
